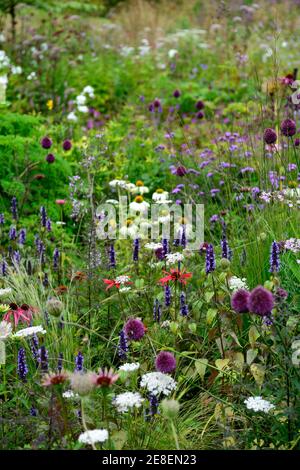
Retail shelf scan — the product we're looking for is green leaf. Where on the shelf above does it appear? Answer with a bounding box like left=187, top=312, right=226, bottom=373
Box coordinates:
left=204, top=291, right=215, bottom=302
left=206, top=308, right=218, bottom=325
left=249, top=325, right=260, bottom=348
left=195, top=359, right=209, bottom=380
left=246, top=348, right=258, bottom=365
left=111, top=430, right=127, bottom=450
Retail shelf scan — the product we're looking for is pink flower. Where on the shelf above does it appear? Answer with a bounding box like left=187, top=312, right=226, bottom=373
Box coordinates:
left=56, top=199, right=66, bottom=205
left=3, top=303, right=34, bottom=327
left=91, top=368, right=119, bottom=387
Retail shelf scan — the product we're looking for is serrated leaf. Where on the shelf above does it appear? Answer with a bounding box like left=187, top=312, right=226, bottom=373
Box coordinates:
left=249, top=325, right=260, bottom=348
left=206, top=308, right=218, bottom=325
left=250, top=363, right=265, bottom=387
left=246, top=348, right=258, bottom=365
left=195, top=359, right=209, bottom=380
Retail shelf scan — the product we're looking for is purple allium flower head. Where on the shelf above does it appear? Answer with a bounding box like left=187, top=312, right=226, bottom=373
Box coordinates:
left=248, top=286, right=274, bottom=316
left=17, top=347, right=28, bottom=381
left=155, top=247, right=164, bottom=260
left=41, top=136, right=52, bottom=149
left=295, top=138, right=300, bottom=147
left=231, top=289, right=250, bottom=313
left=180, top=292, right=189, bottom=316
left=196, top=111, right=204, bottom=119
left=46, top=153, right=55, bottom=164
left=39, top=345, right=49, bottom=372
left=53, top=247, right=59, bottom=269
left=270, top=241, right=280, bottom=273
left=62, top=139, right=72, bottom=151
left=205, top=244, right=216, bottom=274
left=75, top=351, right=84, bottom=372
left=11, top=196, right=18, bottom=220
left=153, top=98, right=161, bottom=109
left=57, top=352, right=63, bottom=373
left=124, top=318, right=146, bottom=341
left=196, top=100, right=205, bottom=110
left=0, top=213, right=4, bottom=224
left=40, top=206, right=47, bottom=227
left=173, top=89, right=181, bottom=98
left=263, top=128, right=277, bottom=145
left=165, top=284, right=171, bottom=307
left=155, top=351, right=176, bottom=374
left=280, top=119, right=296, bottom=137
left=133, top=238, right=139, bottom=262
left=118, top=330, right=128, bottom=359
left=109, top=243, right=116, bottom=269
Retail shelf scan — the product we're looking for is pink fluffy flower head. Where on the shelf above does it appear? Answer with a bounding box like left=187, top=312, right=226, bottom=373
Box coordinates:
left=231, top=289, right=250, bottom=313
left=155, top=351, right=177, bottom=374
left=248, top=286, right=274, bottom=316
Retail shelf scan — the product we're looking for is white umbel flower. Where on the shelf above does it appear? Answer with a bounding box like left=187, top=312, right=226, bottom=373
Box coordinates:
left=115, top=275, right=130, bottom=284
left=0, top=287, right=12, bottom=297
left=78, top=429, right=108, bottom=445
left=119, top=362, right=140, bottom=372
left=113, top=392, right=144, bottom=413
left=244, top=396, right=275, bottom=413
left=67, top=111, right=78, bottom=122
left=228, top=276, right=249, bottom=292
left=165, top=252, right=184, bottom=265
left=76, top=94, right=86, bottom=105
left=144, top=242, right=163, bottom=251
left=0, top=321, right=12, bottom=340
left=140, top=372, right=177, bottom=396
left=14, top=325, right=46, bottom=338
left=63, top=390, right=79, bottom=399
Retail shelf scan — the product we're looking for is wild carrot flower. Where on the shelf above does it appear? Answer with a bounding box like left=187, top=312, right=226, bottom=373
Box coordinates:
left=78, top=429, right=108, bottom=445
left=140, top=372, right=177, bottom=396
left=124, top=318, right=146, bottom=341
left=113, top=392, right=144, bottom=413
left=155, top=351, right=176, bottom=374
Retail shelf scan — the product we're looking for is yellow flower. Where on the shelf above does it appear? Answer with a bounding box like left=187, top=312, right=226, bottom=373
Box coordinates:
left=46, top=99, right=53, bottom=111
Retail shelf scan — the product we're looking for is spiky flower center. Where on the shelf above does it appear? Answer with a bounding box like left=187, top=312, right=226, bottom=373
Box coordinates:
left=136, top=180, right=144, bottom=187
left=134, top=196, right=144, bottom=203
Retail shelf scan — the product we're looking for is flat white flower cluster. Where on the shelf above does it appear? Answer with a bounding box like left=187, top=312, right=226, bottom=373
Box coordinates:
left=228, top=276, right=249, bottom=292
left=244, top=396, right=275, bottom=413
left=140, top=372, right=177, bottom=396
left=165, top=252, right=184, bottom=265
left=284, top=238, right=300, bottom=253
left=115, top=275, right=130, bottom=284
left=119, top=362, right=140, bottom=372
left=14, top=326, right=46, bottom=338
left=113, top=392, right=144, bottom=413
left=78, top=429, right=108, bottom=445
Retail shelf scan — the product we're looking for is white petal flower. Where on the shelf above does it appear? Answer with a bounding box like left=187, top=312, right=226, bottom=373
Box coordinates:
left=14, top=325, right=46, bottom=339
left=78, top=429, right=108, bottom=445
left=67, top=112, right=78, bottom=122
left=63, top=390, right=79, bottom=399
left=113, top=392, right=144, bottom=413
left=228, top=276, right=249, bottom=292
left=152, top=190, right=169, bottom=202
left=144, top=242, right=163, bottom=251
left=165, top=252, right=184, bottom=265
left=77, top=105, right=89, bottom=113
left=76, top=94, right=86, bottom=105
left=109, top=179, right=128, bottom=189
left=0, top=321, right=12, bottom=340
left=244, top=396, right=275, bottom=413
left=140, top=372, right=177, bottom=396
left=129, top=200, right=150, bottom=214
left=119, top=362, right=140, bottom=372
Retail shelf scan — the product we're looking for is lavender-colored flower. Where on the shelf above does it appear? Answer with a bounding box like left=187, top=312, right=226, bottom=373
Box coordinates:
left=41, top=136, right=52, bottom=149
left=75, top=351, right=84, bottom=372
left=13, top=250, right=21, bottom=265
left=221, top=236, right=232, bottom=260
left=30, top=334, right=39, bottom=366
left=180, top=292, right=189, bottom=316
left=133, top=238, right=139, bottom=262
left=280, top=119, right=296, bottom=137
left=180, top=226, right=187, bottom=248
left=263, top=128, right=277, bottom=145
left=39, top=345, right=49, bottom=372
left=1, top=260, right=7, bottom=276
left=124, top=318, right=146, bottom=341
left=109, top=243, right=116, bottom=269
left=153, top=299, right=162, bottom=322
left=9, top=226, right=16, bottom=240
left=46, top=218, right=52, bottom=232
left=11, top=196, right=18, bottom=220
left=18, top=228, right=26, bottom=245
left=53, top=247, right=60, bottom=269
left=248, top=286, right=274, bottom=316
left=205, top=244, right=216, bottom=274
left=118, top=330, right=128, bottom=360
left=155, top=351, right=176, bottom=374
left=40, top=206, right=47, bottom=227
left=0, top=213, right=4, bottom=224
left=38, top=241, right=45, bottom=264
left=231, top=289, right=250, bottom=313
left=149, top=394, right=159, bottom=416
left=57, top=352, right=63, bottom=373
left=17, top=347, right=28, bottom=381
left=270, top=241, right=280, bottom=273
left=43, top=273, right=49, bottom=287
left=176, top=166, right=187, bottom=177
left=162, top=238, right=169, bottom=257
left=165, top=285, right=171, bottom=307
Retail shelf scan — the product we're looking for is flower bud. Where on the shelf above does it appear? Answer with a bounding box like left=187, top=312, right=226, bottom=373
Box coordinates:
left=46, top=298, right=63, bottom=317
left=161, top=399, right=180, bottom=419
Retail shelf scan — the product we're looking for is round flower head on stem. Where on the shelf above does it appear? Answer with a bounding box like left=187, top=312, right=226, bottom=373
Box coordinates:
left=92, top=367, right=119, bottom=388
left=62, top=139, right=72, bottom=151
left=280, top=119, right=296, bottom=137
left=41, top=136, right=52, bottom=149
left=124, top=318, right=146, bottom=341
left=248, top=286, right=274, bottom=316
left=263, top=128, right=277, bottom=145
left=231, top=289, right=250, bottom=313
left=155, top=351, right=176, bottom=374
left=46, top=153, right=55, bottom=164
